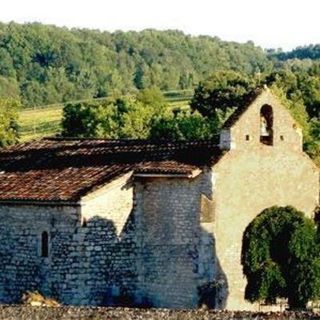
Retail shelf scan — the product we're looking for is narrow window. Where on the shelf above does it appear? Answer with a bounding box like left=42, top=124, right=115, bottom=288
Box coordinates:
left=41, top=231, right=49, bottom=257
left=280, top=135, right=284, bottom=141
left=260, top=105, right=273, bottom=146
left=245, top=135, right=250, bottom=141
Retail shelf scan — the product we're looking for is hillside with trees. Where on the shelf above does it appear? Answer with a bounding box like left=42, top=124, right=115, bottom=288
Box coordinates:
left=0, top=22, right=272, bottom=107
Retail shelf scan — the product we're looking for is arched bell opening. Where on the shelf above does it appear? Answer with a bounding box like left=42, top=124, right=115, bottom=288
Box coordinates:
left=260, top=104, right=273, bottom=146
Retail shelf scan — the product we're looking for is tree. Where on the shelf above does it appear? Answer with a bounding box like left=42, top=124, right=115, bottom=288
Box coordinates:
left=265, top=68, right=320, bottom=120
left=62, top=96, right=158, bottom=139
left=304, top=118, right=320, bottom=166
left=149, top=110, right=218, bottom=140
left=61, top=100, right=119, bottom=138
left=0, top=76, right=20, bottom=99
left=190, top=71, right=256, bottom=126
left=241, top=206, right=320, bottom=309
left=0, top=98, right=20, bottom=147
left=118, top=97, right=155, bottom=139
left=136, top=87, right=167, bottom=111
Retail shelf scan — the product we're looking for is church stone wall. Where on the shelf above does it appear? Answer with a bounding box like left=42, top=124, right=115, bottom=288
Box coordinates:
left=61, top=172, right=137, bottom=305
left=81, top=172, right=134, bottom=235
left=213, top=126, right=319, bottom=309
left=224, top=90, right=303, bottom=152
left=0, top=173, right=137, bottom=306
left=0, top=89, right=318, bottom=311
left=0, top=172, right=218, bottom=309
left=213, top=89, right=319, bottom=311
left=0, top=204, right=80, bottom=303
left=134, top=171, right=217, bottom=308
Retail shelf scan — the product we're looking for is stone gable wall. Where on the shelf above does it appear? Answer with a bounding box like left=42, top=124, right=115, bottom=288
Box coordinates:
left=222, top=90, right=304, bottom=152
left=214, top=109, right=319, bottom=310
left=81, top=172, right=134, bottom=235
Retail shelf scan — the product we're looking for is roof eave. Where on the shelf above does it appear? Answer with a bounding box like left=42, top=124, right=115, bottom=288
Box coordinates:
left=134, top=168, right=202, bottom=179
left=0, top=199, right=81, bottom=206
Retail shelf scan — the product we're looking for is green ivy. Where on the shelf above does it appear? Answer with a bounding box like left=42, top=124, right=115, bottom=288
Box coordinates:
left=241, top=206, right=320, bottom=309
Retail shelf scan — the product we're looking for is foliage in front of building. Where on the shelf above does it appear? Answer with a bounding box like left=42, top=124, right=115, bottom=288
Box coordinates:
left=241, top=206, right=320, bottom=310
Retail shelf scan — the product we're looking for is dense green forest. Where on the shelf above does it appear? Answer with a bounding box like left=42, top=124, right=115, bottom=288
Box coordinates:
left=0, top=22, right=272, bottom=107
left=2, top=21, right=320, bottom=110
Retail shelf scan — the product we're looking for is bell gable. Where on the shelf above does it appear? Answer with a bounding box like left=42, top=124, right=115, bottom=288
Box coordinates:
left=219, top=88, right=303, bottom=152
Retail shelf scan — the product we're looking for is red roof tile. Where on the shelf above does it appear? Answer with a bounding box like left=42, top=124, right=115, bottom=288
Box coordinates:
left=0, top=138, right=221, bottom=203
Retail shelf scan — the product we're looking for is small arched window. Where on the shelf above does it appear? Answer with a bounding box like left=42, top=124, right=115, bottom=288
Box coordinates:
left=41, top=231, right=49, bottom=258
left=260, top=105, right=273, bottom=145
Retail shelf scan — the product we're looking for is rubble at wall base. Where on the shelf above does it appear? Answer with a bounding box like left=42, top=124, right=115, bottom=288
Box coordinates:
left=0, top=306, right=319, bottom=320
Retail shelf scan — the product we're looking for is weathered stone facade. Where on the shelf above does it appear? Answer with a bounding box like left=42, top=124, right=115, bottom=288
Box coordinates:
left=0, top=89, right=318, bottom=310
left=134, top=172, right=216, bottom=308
left=0, top=173, right=138, bottom=306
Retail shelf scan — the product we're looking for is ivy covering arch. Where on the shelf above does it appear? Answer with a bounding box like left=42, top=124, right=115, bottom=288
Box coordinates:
left=241, top=206, right=320, bottom=309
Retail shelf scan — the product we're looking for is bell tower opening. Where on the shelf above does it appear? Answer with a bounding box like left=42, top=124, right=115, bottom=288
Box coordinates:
left=260, top=104, right=273, bottom=146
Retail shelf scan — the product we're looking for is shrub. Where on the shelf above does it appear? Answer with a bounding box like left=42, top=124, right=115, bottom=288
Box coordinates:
left=241, top=206, right=320, bottom=310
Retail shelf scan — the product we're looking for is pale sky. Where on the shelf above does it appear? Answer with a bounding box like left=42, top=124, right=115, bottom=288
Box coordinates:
left=0, top=0, right=319, bottom=50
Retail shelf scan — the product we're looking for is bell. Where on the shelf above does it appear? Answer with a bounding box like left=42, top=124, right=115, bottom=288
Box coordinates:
left=260, top=117, right=269, bottom=136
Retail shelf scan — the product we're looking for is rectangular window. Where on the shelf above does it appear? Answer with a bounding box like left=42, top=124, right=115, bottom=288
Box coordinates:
left=41, top=231, right=49, bottom=257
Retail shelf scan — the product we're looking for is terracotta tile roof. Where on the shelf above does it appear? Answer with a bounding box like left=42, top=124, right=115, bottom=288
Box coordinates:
left=222, top=88, right=263, bottom=129
left=0, top=138, right=221, bottom=203
left=135, top=160, right=200, bottom=175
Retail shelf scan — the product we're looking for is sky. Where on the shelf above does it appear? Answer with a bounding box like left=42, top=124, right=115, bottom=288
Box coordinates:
left=0, top=0, right=319, bottom=51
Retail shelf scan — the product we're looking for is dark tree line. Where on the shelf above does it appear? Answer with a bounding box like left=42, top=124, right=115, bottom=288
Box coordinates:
left=270, top=45, right=320, bottom=61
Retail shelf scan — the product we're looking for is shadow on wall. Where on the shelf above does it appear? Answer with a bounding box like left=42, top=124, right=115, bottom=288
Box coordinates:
left=216, top=255, right=229, bottom=308
left=197, top=169, right=229, bottom=309
left=0, top=212, right=137, bottom=306
left=197, top=216, right=229, bottom=307
left=62, top=213, right=138, bottom=307
left=62, top=180, right=230, bottom=309
left=0, top=225, right=42, bottom=303
left=136, top=170, right=229, bottom=309
left=0, top=179, right=229, bottom=309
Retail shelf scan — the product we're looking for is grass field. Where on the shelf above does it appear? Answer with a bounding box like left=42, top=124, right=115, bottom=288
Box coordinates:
left=18, top=91, right=192, bottom=141
left=19, top=105, right=63, bottom=141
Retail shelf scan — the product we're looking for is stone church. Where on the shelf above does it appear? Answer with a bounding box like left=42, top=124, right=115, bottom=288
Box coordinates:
left=0, top=88, right=318, bottom=310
